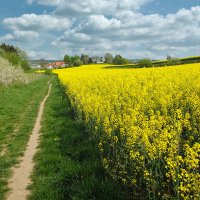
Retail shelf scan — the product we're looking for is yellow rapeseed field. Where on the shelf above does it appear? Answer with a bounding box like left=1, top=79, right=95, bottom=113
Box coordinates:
left=54, top=63, right=200, bottom=199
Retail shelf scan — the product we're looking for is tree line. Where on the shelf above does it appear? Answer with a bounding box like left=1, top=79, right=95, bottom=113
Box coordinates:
left=63, top=53, right=130, bottom=67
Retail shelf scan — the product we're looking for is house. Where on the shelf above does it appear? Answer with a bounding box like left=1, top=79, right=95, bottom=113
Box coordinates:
left=96, top=57, right=105, bottom=63
left=47, top=64, right=53, bottom=69
left=51, top=61, right=66, bottom=68
left=46, top=61, right=66, bottom=69
left=93, top=57, right=105, bottom=64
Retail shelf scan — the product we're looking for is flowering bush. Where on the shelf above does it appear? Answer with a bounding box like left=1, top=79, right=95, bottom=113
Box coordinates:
left=55, top=63, right=200, bottom=199
left=0, top=56, right=29, bottom=86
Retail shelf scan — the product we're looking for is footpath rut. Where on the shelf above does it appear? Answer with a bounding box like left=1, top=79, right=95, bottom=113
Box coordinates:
left=6, top=83, right=52, bottom=200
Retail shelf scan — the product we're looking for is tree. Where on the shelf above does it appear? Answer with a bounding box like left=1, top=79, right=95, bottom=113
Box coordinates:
left=138, top=58, right=153, bottom=68
left=63, top=55, right=83, bottom=67
left=72, top=55, right=83, bottom=66
left=88, top=57, right=93, bottom=64
left=0, top=43, right=30, bottom=70
left=64, top=55, right=72, bottom=66
left=0, top=43, right=18, bottom=53
left=113, top=55, right=129, bottom=65
left=104, top=53, right=113, bottom=63
left=81, top=54, right=89, bottom=64
left=73, top=59, right=83, bottom=66
left=71, top=55, right=80, bottom=63
left=167, top=55, right=172, bottom=60
left=167, top=58, right=181, bottom=66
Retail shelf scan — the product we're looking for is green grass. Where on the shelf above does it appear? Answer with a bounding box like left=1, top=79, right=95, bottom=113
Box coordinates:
left=29, top=77, right=129, bottom=200
left=0, top=76, right=50, bottom=200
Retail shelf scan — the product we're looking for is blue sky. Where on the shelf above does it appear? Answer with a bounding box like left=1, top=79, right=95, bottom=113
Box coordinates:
left=0, top=0, right=200, bottom=59
left=0, top=0, right=52, bottom=34
left=143, top=0, right=200, bottom=15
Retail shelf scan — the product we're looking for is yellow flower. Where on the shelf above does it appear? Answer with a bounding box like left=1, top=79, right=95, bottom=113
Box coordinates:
left=54, top=63, right=200, bottom=199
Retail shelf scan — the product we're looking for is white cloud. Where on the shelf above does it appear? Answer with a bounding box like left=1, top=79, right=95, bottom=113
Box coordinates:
left=118, top=0, right=153, bottom=9
left=77, top=15, right=121, bottom=33
left=0, top=31, right=39, bottom=42
left=3, top=14, right=70, bottom=31
left=27, top=0, right=34, bottom=4
left=57, top=30, right=91, bottom=43
left=51, top=5, right=200, bottom=59
left=54, top=0, right=153, bottom=16
left=2, top=1, right=200, bottom=59
left=29, top=0, right=152, bottom=13
left=28, top=50, right=58, bottom=60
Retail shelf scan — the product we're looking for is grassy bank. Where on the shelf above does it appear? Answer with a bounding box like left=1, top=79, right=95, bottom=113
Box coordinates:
left=29, top=77, right=128, bottom=200
left=0, top=56, right=32, bottom=87
left=0, top=76, right=50, bottom=199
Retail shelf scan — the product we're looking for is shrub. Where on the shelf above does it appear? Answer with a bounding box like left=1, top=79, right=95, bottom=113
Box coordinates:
left=73, top=59, right=83, bottom=66
left=20, top=60, right=30, bottom=71
left=113, top=55, right=129, bottom=65
left=167, top=58, right=181, bottom=66
left=138, top=58, right=153, bottom=68
left=4, top=52, right=21, bottom=66
left=0, top=56, right=29, bottom=86
left=44, top=69, right=53, bottom=75
left=0, top=43, right=30, bottom=71
left=64, top=55, right=83, bottom=67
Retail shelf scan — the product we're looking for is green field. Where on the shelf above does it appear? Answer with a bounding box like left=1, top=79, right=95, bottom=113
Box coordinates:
left=0, top=76, right=50, bottom=199
left=0, top=76, right=129, bottom=200
left=29, top=77, right=128, bottom=200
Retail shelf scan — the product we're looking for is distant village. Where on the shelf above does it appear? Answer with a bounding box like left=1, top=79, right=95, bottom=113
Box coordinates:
left=30, top=56, right=106, bottom=70
left=30, top=61, right=67, bottom=70
left=29, top=53, right=136, bottom=70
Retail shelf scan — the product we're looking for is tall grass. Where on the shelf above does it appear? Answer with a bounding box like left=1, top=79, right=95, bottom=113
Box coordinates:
left=29, top=77, right=128, bottom=200
left=0, top=76, right=51, bottom=199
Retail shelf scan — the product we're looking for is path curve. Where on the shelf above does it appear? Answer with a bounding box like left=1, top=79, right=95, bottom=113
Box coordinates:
left=7, top=83, right=52, bottom=200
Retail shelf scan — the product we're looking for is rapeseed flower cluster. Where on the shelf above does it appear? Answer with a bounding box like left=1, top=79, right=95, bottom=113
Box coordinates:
left=54, top=63, right=200, bottom=199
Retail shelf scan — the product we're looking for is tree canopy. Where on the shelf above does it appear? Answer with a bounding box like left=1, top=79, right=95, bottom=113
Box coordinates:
left=0, top=43, right=30, bottom=71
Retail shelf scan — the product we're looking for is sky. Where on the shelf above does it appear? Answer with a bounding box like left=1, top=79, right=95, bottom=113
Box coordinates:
left=0, top=0, right=200, bottom=60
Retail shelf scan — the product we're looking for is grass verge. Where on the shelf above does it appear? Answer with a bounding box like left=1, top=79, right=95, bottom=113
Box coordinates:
left=0, top=76, right=50, bottom=200
left=29, top=77, right=128, bottom=200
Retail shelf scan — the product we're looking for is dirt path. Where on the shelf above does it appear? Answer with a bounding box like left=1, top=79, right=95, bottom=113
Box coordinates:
left=6, top=84, right=52, bottom=200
